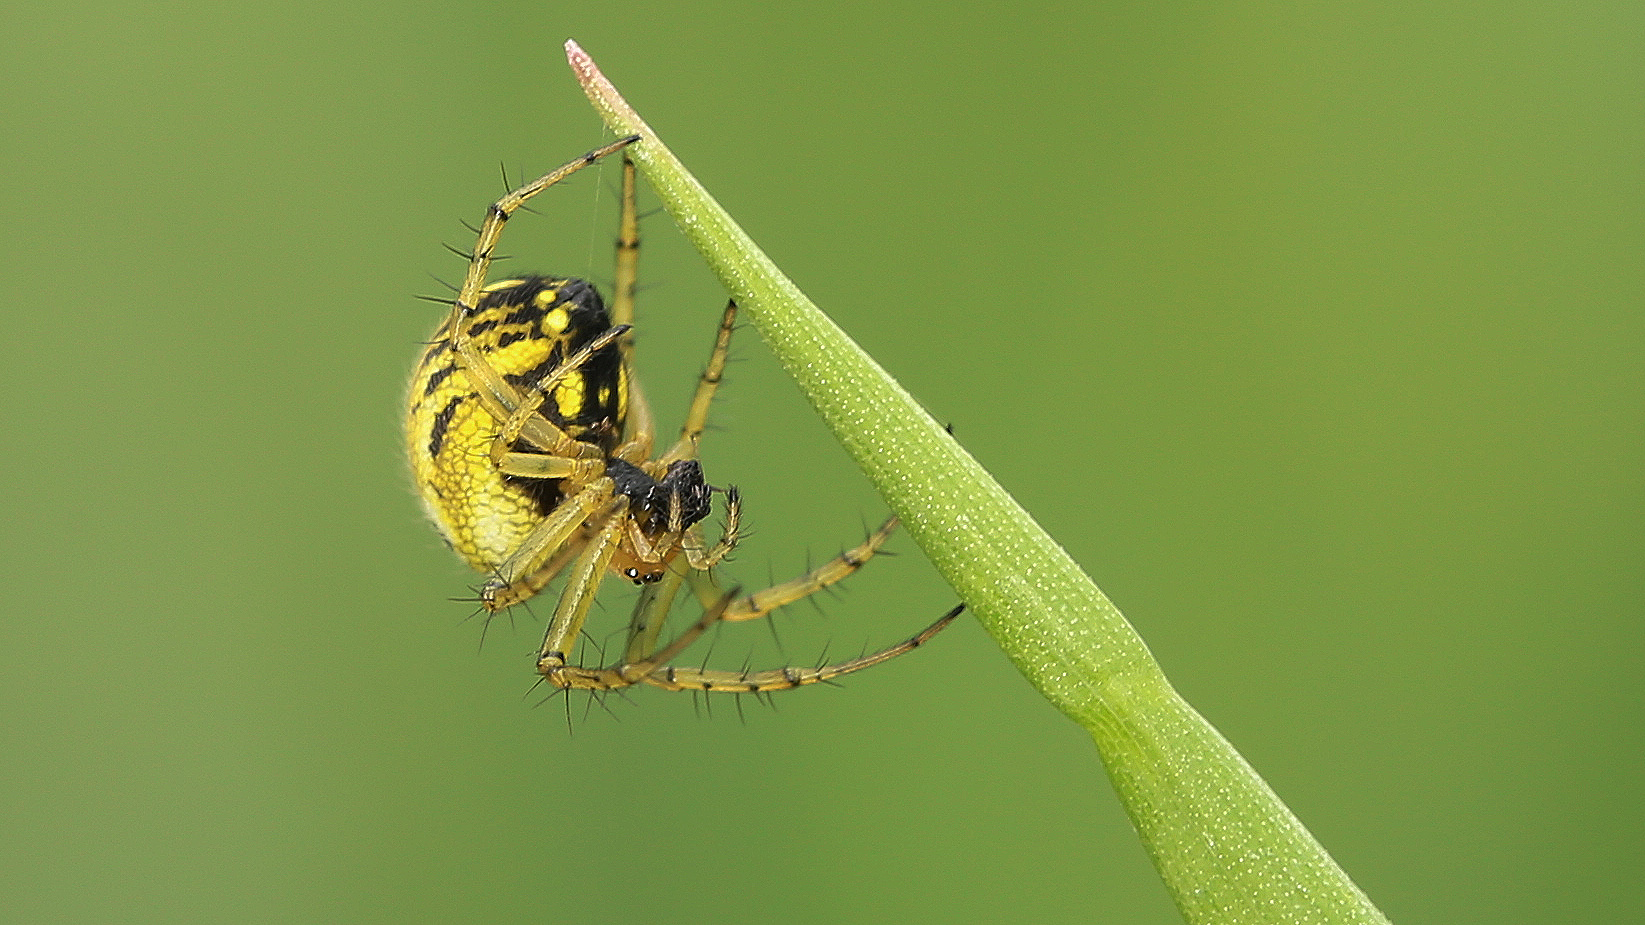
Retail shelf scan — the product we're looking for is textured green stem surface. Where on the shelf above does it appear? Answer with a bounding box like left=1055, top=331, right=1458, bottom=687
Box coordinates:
left=566, top=41, right=1390, bottom=925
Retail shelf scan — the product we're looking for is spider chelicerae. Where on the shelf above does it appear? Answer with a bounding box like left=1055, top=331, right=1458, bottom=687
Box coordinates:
left=406, top=136, right=958, bottom=694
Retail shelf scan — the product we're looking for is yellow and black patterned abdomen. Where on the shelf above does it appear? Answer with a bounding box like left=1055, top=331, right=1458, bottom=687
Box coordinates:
left=406, top=276, right=626, bottom=571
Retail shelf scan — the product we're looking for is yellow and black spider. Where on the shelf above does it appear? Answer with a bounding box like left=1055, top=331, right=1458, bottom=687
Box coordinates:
left=406, top=136, right=958, bottom=693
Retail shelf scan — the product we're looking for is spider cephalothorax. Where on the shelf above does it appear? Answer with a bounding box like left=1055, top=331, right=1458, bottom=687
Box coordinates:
left=604, top=457, right=719, bottom=584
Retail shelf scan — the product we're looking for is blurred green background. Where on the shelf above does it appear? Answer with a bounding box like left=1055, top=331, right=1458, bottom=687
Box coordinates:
left=2, top=1, right=1638, bottom=922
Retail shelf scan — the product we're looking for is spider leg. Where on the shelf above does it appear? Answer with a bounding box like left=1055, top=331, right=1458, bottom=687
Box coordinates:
left=536, top=498, right=632, bottom=687
left=682, top=486, right=742, bottom=570
left=444, top=136, right=637, bottom=454
left=662, top=300, right=737, bottom=465
left=612, top=155, right=656, bottom=463
left=686, top=515, right=899, bottom=622
left=446, top=136, right=637, bottom=360
left=552, top=587, right=743, bottom=691
left=519, top=536, right=590, bottom=598
left=642, top=604, right=963, bottom=693
left=488, top=323, right=630, bottom=476
left=424, top=318, right=592, bottom=462
left=539, top=521, right=739, bottom=693
left=481, top=479, right=618, bottom=611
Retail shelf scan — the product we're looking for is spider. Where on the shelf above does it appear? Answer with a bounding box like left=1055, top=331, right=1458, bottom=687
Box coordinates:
left=406, top=136, right=959, bottom=694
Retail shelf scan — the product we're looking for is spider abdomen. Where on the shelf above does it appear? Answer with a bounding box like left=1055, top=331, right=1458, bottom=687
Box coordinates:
left=407, top=275, right=627, bottom=571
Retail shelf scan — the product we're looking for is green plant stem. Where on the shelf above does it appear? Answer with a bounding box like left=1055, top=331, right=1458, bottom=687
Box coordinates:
left=565, top=40, right=1391, bottom=925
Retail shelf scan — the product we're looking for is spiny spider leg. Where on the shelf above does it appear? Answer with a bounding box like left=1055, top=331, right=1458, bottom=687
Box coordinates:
left=643, top=605, right=963, bottom=693
left=684, top=516, right=899, bottom=623
left=611, top=155, right=655, bottom=463
left=481, top=482, right=618, bottom=611
left=444, top=136, right=640, bottom=435
left=661, top=300, right=738, bottom=465
left=535, top=497, right=632, bottom=686
left=551, top=587, right=741, bottom=691
left=487, top=324, right=632, bottom=477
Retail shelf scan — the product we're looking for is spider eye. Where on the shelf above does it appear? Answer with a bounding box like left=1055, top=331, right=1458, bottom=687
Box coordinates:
left=643, top=572, right=663, bottom=584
